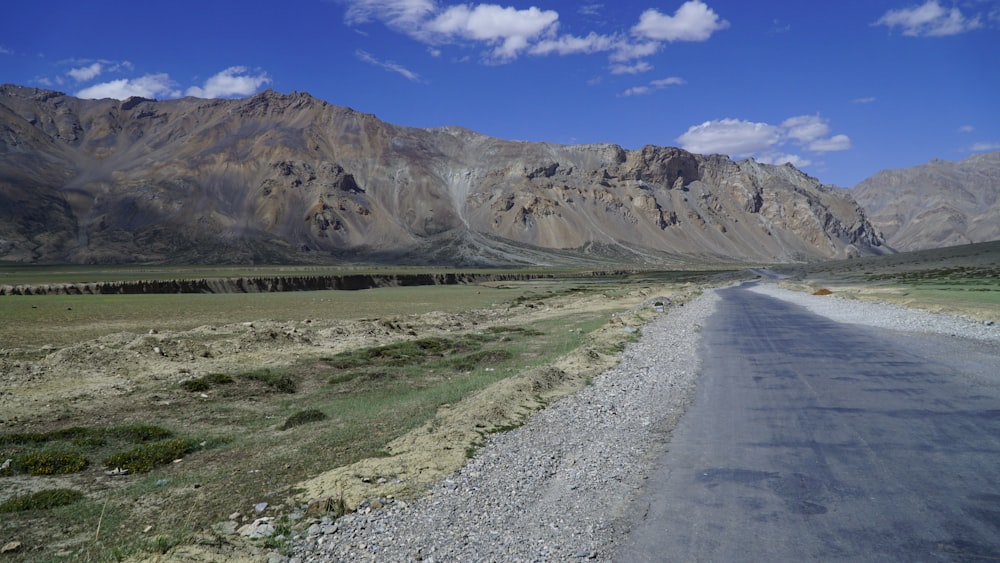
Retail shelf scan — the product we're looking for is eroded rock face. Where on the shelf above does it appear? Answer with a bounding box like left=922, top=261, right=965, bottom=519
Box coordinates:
left=851, top=152, right=1000, bottom=252
left=0, top=84, right=887, bottom=265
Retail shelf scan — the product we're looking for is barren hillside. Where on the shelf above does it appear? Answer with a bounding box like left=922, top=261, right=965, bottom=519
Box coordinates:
left=0, top=85, right=887, bottom=265
left=851, top=152, right=1000, bottom=251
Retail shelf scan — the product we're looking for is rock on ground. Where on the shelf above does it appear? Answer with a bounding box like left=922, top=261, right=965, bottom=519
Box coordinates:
left=290, top=291, right=720, bottom=562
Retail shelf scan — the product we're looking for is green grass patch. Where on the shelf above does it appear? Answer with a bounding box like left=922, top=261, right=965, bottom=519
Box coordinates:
left=320, top=332, right=522, bottom=390
left=181, top=379, right=211, bottom=392
left=109, top=424, right=175, bottom=442
left=15, top=450, right=89, bottom=475
left=486, top=325, right=544, bottom=336
left=0, top=489, right=85, bottom=513
left=324, top=334, right=493, bottom=370
left=0, top=283, right=516, bottom=350
left=0, top=431, right=50, bottom=446
left=103, top=438, right=196, bottom=474
left=0, top=424, right=195, bottom=478
left=866, top=265, right=1000, bottom=286
left=181, top=372, right=236, bottom=392
left=446, top=349, right=515, bottom=372
left=281, top=409, right=328, bottom=430
left=238, top=368, right=298, bottom=393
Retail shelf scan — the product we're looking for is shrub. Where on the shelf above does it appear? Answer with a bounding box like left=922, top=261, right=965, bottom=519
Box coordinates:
left=181, top=373, right=234, bottom=392
left=328, top=371, right=365, bottom=385
left=103, top=438, right=191, bottom=473
left=0, top=432, right=48, bottom=446
left=487, top=326, right=544, bottom=336
left=109, top=424, right=174, bottom=442
left=239, top=369, right=297, bottom=393
left=48, top=426, right=93, bottom=441
left=180, top=379, right=210, bottom=392
left=205, top=373, right=234, bottom=385
left=447, top=349, right=514, bottom=372
left=281, top=409, right=328, bottom=430
left=150, top=534, right=181, bottom=554
left=0, top=489, right=85, bottom=512
left=15, top=450, right=89, bottom=475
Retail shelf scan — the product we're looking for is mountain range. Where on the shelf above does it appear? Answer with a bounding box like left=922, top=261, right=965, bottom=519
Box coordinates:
left=0, top=84, right=989, bottom=266
left=850, top=152, right=1000, bottom=252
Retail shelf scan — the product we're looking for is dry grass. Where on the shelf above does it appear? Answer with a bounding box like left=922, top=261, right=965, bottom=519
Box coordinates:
left=0, top=270, right=703, bottom=561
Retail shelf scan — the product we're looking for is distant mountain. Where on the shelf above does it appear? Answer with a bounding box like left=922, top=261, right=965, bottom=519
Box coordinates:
left=851, top=152, right=1000, bottom=252
left=0, top=85, right=886, bottom=265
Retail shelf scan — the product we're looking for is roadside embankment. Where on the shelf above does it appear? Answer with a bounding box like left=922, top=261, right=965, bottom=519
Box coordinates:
left=0, top=270, right=648, bottom=296
left=291, top=290, right=719, bottom=562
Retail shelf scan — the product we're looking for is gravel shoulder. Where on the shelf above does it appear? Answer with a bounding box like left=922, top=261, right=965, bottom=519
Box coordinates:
left=749, top=283, right=999, bottom=343
left=290, top=282, right=999, bottom=562
left=291, top=291, right=720, bottom=562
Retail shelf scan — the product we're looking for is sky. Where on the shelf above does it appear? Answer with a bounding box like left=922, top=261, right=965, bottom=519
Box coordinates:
left=1, top=0, right=998, bottom=187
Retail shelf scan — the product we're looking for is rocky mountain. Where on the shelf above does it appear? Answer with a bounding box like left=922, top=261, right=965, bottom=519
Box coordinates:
left=0, top=84, right=886, bottom=266
left=851, top=152, right=1000, bottom=252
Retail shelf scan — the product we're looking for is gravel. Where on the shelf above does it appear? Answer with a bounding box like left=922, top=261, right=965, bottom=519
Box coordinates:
left=290, top=290, right=720, bottom=562
left=746, top=284, right=999, bottom=343
left=289, top=283, right=998, bottom=562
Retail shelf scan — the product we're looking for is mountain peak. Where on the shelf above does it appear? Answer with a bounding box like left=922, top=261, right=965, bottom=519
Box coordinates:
left=851, top=153, right=1000, bottom=251
left=0, top=85, right=887, bottom=265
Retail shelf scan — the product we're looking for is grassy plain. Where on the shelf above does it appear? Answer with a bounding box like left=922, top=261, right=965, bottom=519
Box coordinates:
left=0, top=285, right=513, bottom=350
left=779, top=241, right=1000, bottom=321
left=0, top=267, right=711, bottom=561
left=3, top=244, right=995, bottom=560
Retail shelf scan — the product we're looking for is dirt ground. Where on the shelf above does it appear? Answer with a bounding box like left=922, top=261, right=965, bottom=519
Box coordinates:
left=0, top=279, right=698, bottom=561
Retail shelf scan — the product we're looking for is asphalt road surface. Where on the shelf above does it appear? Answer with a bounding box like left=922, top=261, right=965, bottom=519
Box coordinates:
left=617, top=283, right=1000, bottom=562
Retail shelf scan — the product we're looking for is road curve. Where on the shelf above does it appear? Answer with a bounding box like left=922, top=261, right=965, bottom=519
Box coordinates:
left=617, top=283, right=1000, bottom=561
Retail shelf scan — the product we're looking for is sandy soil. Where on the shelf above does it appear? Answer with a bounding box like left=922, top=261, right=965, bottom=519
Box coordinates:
left=1, top=281, right=694, bottom=561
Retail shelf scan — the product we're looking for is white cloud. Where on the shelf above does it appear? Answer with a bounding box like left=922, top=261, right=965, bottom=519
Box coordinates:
left=757, top=153, right=811, bottom=168
left=782, top=115, right=830, bottom=143
left=355, top=50, right=423, bottom=82
left=76, top=74, right=181, bottom=100
left=676, top=115, right=851, bottom=166
left=677, top=118, right=782, bottom=156
left=426, top=4, right=559, bottom=60
left=427, top=4, right=556, bottom=40
left=808, top=134, right=851, bottom=152
left=620, top=76, right=686, bottom=96
left=608, top=40, right=661, bottom=62
left=651, top=76, right=686, bottom=88
left=959, top=125, right=975, bottom=133
left=970, top=142, right=1000, bottom=152
left=622, top=86, right=651, bottom=97
left=770, top=19, right=791, bottom=34
left=68, top=62, right=103, bottom=82
left=338, top=0, right=727, bottom=68
left=529, top=32, right=618, bottom=57
left=345, top=0, right=436, bottom=28
left=185, top=67, right=271, bottom=98
left=853, top=96, right=877, bottom=104
left=874, top=1, right=981, bottom=36
left=64, top=60, right=133, bottom=83
left=0, top=45, right=13, bottom=55
left=610, top=61, right=652, bottom=75
left=632, top=1, right=730, bottom=42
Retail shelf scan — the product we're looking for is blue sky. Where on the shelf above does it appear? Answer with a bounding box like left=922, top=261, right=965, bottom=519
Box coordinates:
left=2, top=0, right=998, bottom=186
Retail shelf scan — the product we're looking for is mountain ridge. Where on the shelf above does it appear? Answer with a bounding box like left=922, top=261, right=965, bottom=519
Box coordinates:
left=850, top=151, right=1000, bottom=252
left=0, top=84, right=887, bottom=265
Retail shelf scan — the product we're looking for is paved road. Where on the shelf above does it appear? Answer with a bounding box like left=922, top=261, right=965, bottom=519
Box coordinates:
left=617, top=284, right=1000, bottom=561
